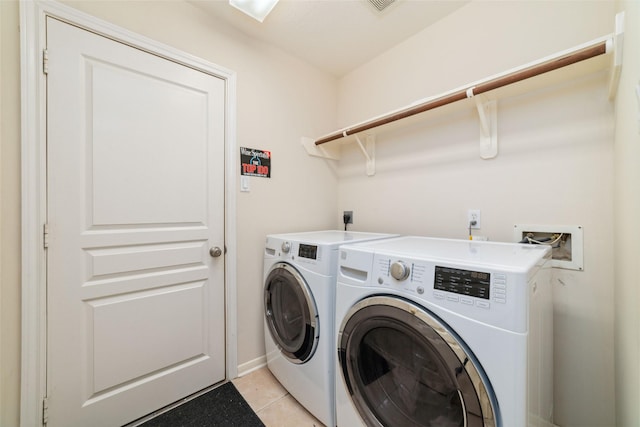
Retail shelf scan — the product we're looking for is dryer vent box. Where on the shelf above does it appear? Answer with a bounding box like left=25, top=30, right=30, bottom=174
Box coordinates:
left=513, top=224, right=583, bottom=271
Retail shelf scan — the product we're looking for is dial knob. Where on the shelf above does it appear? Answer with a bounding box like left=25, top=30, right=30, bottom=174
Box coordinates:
left=390, top=261, right=410, bottom=281
left=281, top=242, right=291, bottom=253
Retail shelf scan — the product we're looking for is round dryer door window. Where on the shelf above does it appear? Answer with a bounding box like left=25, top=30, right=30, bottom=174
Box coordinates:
left=264, top=262, right=319, bottom=364
left=338, top=296, right=496, bottom=427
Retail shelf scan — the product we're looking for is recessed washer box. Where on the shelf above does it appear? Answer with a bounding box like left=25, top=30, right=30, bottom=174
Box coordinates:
left=513, top=224, right=584, bottom=271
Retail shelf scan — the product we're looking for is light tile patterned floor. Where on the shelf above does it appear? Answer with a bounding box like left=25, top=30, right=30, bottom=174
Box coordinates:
left=232, top=366, right=326, bottom=427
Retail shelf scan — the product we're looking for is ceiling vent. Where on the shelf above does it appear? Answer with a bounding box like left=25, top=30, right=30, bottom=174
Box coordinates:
left=367, top=0, right=396, bottom=12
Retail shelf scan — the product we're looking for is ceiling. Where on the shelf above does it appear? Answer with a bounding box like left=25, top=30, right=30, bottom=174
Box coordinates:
left=189, top=0, right=469, bottom=77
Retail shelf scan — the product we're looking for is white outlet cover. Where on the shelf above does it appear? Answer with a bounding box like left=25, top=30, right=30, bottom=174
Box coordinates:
left=468, top=209, right=481, bottom=229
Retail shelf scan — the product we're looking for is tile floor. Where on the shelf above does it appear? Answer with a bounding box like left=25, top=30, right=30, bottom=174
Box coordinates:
left=232, top=366, right=326, bottom=427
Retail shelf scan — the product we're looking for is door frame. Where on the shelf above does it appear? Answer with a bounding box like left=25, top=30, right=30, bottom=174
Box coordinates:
left=19, top=1, right=238, bottom=426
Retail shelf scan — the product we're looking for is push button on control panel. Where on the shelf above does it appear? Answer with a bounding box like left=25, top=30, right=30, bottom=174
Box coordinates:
left=491, top=273, right=508, bottom=304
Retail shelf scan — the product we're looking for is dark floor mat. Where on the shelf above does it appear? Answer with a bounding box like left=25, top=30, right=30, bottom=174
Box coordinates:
left=139, top=382, right=265, bottom=427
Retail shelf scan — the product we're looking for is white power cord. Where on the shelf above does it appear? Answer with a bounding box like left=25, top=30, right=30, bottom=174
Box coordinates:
left=525, top=233, right=564, bottom=246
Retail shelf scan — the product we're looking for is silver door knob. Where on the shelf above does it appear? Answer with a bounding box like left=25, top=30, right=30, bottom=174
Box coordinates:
left=209, top=247, right=223, bottom=258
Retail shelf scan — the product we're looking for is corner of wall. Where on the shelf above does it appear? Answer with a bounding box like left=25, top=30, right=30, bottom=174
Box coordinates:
left=613, top=1, right=640, bottom=426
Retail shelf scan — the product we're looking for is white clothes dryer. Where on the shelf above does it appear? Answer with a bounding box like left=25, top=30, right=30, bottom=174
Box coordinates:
left=335, top=236, right=553, bottom=427
left=263, top=230, right=398, bottom=427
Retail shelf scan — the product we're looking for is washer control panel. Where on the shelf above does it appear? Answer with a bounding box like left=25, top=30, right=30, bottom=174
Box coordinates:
left=374, top=256, right=510, bottom=311
left=434, top=266, right=490, bottom=300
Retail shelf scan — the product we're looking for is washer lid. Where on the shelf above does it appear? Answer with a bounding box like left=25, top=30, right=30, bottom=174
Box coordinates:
left=340, top=235, right=550, bottom=272
left=266, top=230, right=398, bottom=247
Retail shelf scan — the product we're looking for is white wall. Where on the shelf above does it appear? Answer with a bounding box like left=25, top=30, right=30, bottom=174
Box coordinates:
left=2, top=1, right=633, bottom=426
left=0, top=1, right=22, bottom=426
left=613, top=1, right=640, bottom=426
left=336, top=1, right=616, bottom=426
left=338, top=0, right=614, bottom=126
left=0, top=1, right=338, bottom=425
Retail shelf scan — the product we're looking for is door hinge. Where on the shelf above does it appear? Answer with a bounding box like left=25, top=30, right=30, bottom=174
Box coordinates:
left=43, top=49, right=49, bottom=75
left=42, top=397, right=49, bottom=425
left=43, top=223, right=49, bottom=249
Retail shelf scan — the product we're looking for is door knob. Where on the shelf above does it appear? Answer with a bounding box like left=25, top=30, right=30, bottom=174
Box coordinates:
left=209, top=247, right=223, bottom=258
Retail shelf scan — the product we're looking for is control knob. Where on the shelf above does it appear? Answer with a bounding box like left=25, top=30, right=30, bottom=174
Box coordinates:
left=281, top=241, right=291, bottom=253
left=390, top=261, right=410, bottom=281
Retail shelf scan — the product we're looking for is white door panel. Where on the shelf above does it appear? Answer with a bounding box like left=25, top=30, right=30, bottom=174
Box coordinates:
left=90, top=282, right=207, bottom=392
left=46, top=17, right=226, bottom=427
left=90, top=61, right=210, bottom=226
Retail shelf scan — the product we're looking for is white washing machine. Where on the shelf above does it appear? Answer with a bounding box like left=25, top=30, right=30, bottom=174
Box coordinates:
left=335, top=236, right=553, bottom=427
left=263, top=230, right=398, bottom=427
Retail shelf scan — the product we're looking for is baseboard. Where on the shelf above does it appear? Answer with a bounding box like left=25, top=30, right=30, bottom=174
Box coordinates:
left=235, top=355, right=267, bottom=378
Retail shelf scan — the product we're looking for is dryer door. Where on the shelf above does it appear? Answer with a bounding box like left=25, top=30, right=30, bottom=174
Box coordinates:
left=264, top=262, right=319, bottom=364
left=338, top=296, right=496, bottom=427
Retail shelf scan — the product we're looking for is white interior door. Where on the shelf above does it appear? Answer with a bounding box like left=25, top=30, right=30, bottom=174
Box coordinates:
left=46, top=17, right=226, bottom=427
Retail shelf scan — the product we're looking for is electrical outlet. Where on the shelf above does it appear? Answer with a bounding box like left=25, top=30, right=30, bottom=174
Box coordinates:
left=343, top=211, right=353, bottom=224
left=468, top=209, right=481, bottom=229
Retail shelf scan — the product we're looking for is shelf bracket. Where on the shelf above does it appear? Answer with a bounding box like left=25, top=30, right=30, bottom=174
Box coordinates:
left=607, top=11, right=624, bottom=100
left=301, top=137, right=340, bottom=160
left=354, top=134, right=376, bottom=176
left=467, top=88, right=498, bottom=159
